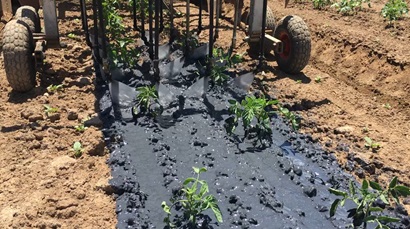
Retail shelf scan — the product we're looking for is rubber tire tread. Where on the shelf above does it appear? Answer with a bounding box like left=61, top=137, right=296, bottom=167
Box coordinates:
left=249, top=6, right=276, bottom=54
left=274, top=15, right=311, bottom=74
left=2, top=19, right=36, bottom=92
left=15, top=6, right=40, bottom=33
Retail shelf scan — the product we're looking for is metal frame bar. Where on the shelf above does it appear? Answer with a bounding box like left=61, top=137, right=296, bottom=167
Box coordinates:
left=74, top=0, right=271, bottom=81
left=43, top=0, right=60, bottom=48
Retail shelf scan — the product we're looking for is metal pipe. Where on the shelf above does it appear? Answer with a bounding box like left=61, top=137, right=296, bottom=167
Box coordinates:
left=170, top=0, right=175, bottom=42
left=197, top=0, right=202, bottom=35
left=79, top=0, right=91, bottom=47
left=140, top=0, right=148, bottom=44
left=214, top=0, right=221, bottom=42
left=148, top=0, right=154, bottom=59
left=92, top=0, right=101, bottom=63
left=185, top=0, right=190, bottom=54
left=97, top=0, right=108, bottom=60
left=209, top=0, right=214, bottom=58
left=133, top=0, right=137, bottom=30
left=207, top=0, right=215, bottom=75
left=259, top=0, right=268, bottom=67
left=159, top=1, right=164, bottom=33
left=154, top=0, right=160, bottom=80
left=230, top=0, right=240, bottom=54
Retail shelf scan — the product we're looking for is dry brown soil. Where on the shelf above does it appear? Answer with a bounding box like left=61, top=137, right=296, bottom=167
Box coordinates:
left=1, top=0, right=410, bottom=227
left=0, top=1, right=116, bottom=228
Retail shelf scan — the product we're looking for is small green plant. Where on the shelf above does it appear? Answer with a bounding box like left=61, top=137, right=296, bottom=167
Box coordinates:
left=72, top=141, right=83, bottom=158
left=162, top=167, right=223, bottom=227
left=67, top=33, right=77, bottom=39
left=74, top=123, right=88, bottom=132
left=331, top=0, right=371, bottom=15
left=210, top=64, right=229, bottom=85
left=278, top=106, right=300, bottom=130
left=133, top=85, right=161, bottom=116
left=43, top=105, right=58, bottom=116
left=226, top=95, right=278, bottom=145
left=364, top=137, right=381, bottom=151
left=315, top=76, right=322, bottom=83
left=212, top=47, right=245, bottom=67
left=47, top=84, right=63, bottom=93
left=296, top=79, right=302, bottom=84
left=381, top=0, right=408, bottom=22
left=103, top=0, right=140, bottom=67
left=329, top=177, right=410, bottom=229
left=313, top=0, right=332, bottom=9
left=383, top=103, right=392, bottom=109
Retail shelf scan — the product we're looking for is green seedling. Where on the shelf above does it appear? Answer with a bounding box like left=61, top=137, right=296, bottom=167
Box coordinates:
left=381, top=0, right=408, bottom=22
left=72, top=141, right=83, bottom=158
left=315, top=76, right=322, bottom=83
left=43, top=105, right=58, bottom=116
left=210, top=64, right=229, bottom=85
left=278, top=106, right=300, bottom=130
left=162, top=167, right=223, bottom=227
left=67, top=33, right=77, bottom=39
left=103, top=0, right=140, bottom=67
left=74, top=123, right=88, bottom=132
left=364, top=137, right=381, bottom=151
left=331, top=0, right=371, bottom=15
left=296, top=80, right=302, bottom=84
left=47, top=84, right=63, bottom=93
left=226, top=95, right=278, bottom=145
left=313, top=0, right=332, bottom=9
left=329, top=177, right=410, bottom=229
left=212, top=47, right=245, bottom=67
left=383, top=103, right=392, bottom=109
left=133, top=85, right=161, bottom=116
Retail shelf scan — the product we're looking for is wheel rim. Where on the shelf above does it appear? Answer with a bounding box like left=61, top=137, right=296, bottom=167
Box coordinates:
left=279, top=31, right=291, bottom=60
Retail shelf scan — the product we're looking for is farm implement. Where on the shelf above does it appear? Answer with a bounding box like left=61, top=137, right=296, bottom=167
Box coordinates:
left=1, top=0, right=311, bottom=94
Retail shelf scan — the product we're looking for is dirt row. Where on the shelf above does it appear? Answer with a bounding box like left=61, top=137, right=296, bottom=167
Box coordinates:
left=0, top=1, right=116, bottom=228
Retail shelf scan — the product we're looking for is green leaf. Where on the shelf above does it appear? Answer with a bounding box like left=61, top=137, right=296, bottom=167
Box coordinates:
left=340, top=198, right=346, bottom=206
left=330, top=198, right=341, bottom=217
left=183, top=177, right=196, bottom=186
left=210, top=202, right=223, bottom=223
left=199, top=182, right=209, bottom=197
left=376, top=216, right=400, bottom=223
left=364, top=136, right=372, bottom=145
left=228, top=99, right=237, bottom=104
left=380, top=194, right=389, bottom=204
left=369, top=181, right=382, bottom=191
left=369, top=207, right=384, bottom=212
left=362, top=180, right=369, bottom=191
left=349, top=181, right=356, bottom=195
left=193, top=167, right=200, bottom=174
left=161, top=201, right=171, bottom=214
left=73, top=141, right=82, bottom=151
left=329, top=188, right=348, bottom=197
left=389, top=176, right=398, bottom=189
left=198, top=167, right=207, bottom=174
left=395, top=185, right=410, bottom=196
left=364, top=215, right=377, bottom=222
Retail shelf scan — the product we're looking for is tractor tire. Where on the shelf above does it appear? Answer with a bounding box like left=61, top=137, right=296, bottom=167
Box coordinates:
left=15, top=6, right=40, bottom=33
left=248, top=6, right=276, bottom=54
left=274, top=15, right=311, bottom=74
left=265, top=6, right=276, bottom=31
left=2, top=19, right=36, bottom=92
